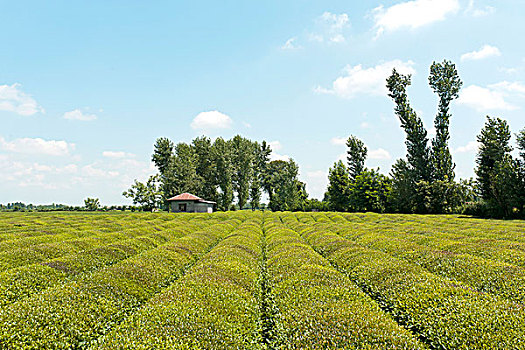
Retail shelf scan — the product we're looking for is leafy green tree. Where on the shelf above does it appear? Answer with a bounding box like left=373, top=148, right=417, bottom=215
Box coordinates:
left=265, top=159, right=305, bottom=211
left=230, top=135, right=255, bottom=209
left=192, top=136, right=218, bottom=202
left=518, top=128, right=525, bottom=161
left=415, top=179, right=466, bottom=214
left=152, top=137, right=174, bottom=174
left=84, top=198, right=100, bottom=211
left=389, top=159, right=416, bottom=213
left=349, top=168, right=391, bottom=212
left=122, top=174, right=162, bottom=211
left=250, top=141, right=271, bottom=209
left=428, top=60, right=462, bottom=181
left=475, top=116, right=516, bottom=217
left=212, top=137, right=234, bottom=211
left=516, top=129, right=525, bottom=214
left=152, top=137, right=176, bottom=204
left=294, top=181, right=309, bottom=211
left=387, top=69, right=431, bottom=182
left=326, top=161, right=352, bottom=211
left=476, top=117, right=512, bottom=199
left=303, top=198, right=329, bottom=212
left=172, top=143, right=200, bottom=195
left=346, top=135, right=367, bottom=180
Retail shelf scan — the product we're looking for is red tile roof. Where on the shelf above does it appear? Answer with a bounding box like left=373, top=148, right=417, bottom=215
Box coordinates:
left=167, top=193, right=203, bottom=201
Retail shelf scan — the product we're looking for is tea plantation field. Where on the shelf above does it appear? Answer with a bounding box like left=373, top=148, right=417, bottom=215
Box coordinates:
left=0, top=211, right=524, bottom=349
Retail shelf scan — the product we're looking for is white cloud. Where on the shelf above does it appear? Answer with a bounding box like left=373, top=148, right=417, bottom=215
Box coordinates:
left=309, top=12, right=350, bottom=43
left=330, top=34, right=345, bottom=43
left=268, top=140, right=282, bottom=151
left=499, top=67, right=519, bottom=75
left=360, top=122, right=370, bottom=129
left=331, top=137, right=347, bottom=146
left=465, top=0, right=495, bottom=17
left=269, top=153, right=290, bottom=162
left=243, top=121, right=252, bottom=128
left=0, top=83, right=44, bottom=116
left=63, top=109, right=97, bottom=121
left=282, top=37, right=301, bottom=50
left=308, top=33, right=324, bottom=42
left=0, top=149, right=157, bottom=204
left=316, top=60, right=416, bottom=99
left=82, top=164, right=120, bottom=178
left=102, top=151, right=135, bottom=159
left=457, top=84, right=518, bottom=111
left=31, top=163, right=78, bottom=174
left=454, top=141, right=479, bottom=154
left=190, top=110, right=233, bottom=131
left=489, top=81, right=525, bottom=95
left=372, top=0, right=460, bottom=37
left=302, top=170, right=328, bottom=199
left=0, top=136, right=75, bottom=156
left=368, top=148, right=392, bottom=160
left=461, top=45, right=501, bottom=61
left=267, top=140, right=289, bottom=161
left=320, top=12, right=349, bottom=31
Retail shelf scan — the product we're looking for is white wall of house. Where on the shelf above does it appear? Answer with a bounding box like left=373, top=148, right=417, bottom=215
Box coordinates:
left=170, top=201, right=213, bottom=213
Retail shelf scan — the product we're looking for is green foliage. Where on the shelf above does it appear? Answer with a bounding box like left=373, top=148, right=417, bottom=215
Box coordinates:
left=192, top=136, right=218, bottom=202
left=475, top=116, right=520, bottom=217
left=0, top=216, right=239, bottom=349
left=388, top=159, right=416, bottom=213
left=264, top=160, right=305, bottom=211
left=212, top=137, right=235, bottom=211
left=172, top=142, right=201, bottom=195
left=428, top=60, right=462, bottom=182
left=327, top=161, right=351, bottom=211
left=122, top=174, right=162, bottom=211
left=349, top=168, right=391, bottom=212
left=346, top=135, right=367, bottom=180
left=84, top=197, right=100, bottom=211
left=147, top=136, right=297, bottom=212
left=250, top=141, right=272, bottom=210
left=231, top=135, right=256, bottom=209
left=414, top=179, right=468, bottom=214
left=302, top=198, right=329, bottom=212
left=152, top=137, right=176, bottom=203
left=151, top=137, right=174, bottom=175
left=514, top=128, right=525, bottom=213
left=387, top=68, right=431, bottom=182
left=263, top=216, right=423, bottom=349
left=290, top=214, right=525, bottom=349
left=97, top=219, right=261, bottom=349
left=1, top=212, right=525, bottom=348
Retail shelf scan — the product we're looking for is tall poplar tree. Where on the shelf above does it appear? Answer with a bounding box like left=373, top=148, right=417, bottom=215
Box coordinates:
left=230, top=135, right=255, bottom=209
left=428, top=60, right=462, bottom=181
left=250, top=141, right=271, bottom=209
left=152, top=137, right=176, bottom=203
left=172, top=143, right=200, bottom=194
left=475, top=116, right=514, bottom=216
left=327, top=160, right=351, bottom=211
left=346, top=135, right=367, bottom=180
left=386, top=69, right=431, bottom=182
left=212, top=137, right=234, bottom=211
left=192, top=136, right=218, bottom=202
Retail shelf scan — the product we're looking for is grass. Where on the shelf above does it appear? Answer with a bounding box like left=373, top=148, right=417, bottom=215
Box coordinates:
left=0, top=211, right=523, bottom=349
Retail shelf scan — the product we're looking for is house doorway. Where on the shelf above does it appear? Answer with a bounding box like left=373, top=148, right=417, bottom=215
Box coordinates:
left=178, top=203, right=187, bottom=212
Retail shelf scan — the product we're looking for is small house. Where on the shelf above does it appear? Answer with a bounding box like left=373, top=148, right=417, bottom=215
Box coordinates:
left=167, top=193, right=215, bottom=213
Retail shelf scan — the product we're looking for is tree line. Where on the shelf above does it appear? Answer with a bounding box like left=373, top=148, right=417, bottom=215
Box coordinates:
left=326, top=60, right=525, bottom=218
left=124, top=135, right=312, bottom=211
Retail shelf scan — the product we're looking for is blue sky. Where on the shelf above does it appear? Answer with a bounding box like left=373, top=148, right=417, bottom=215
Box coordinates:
left=1, top=0, right=524, bottom=205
